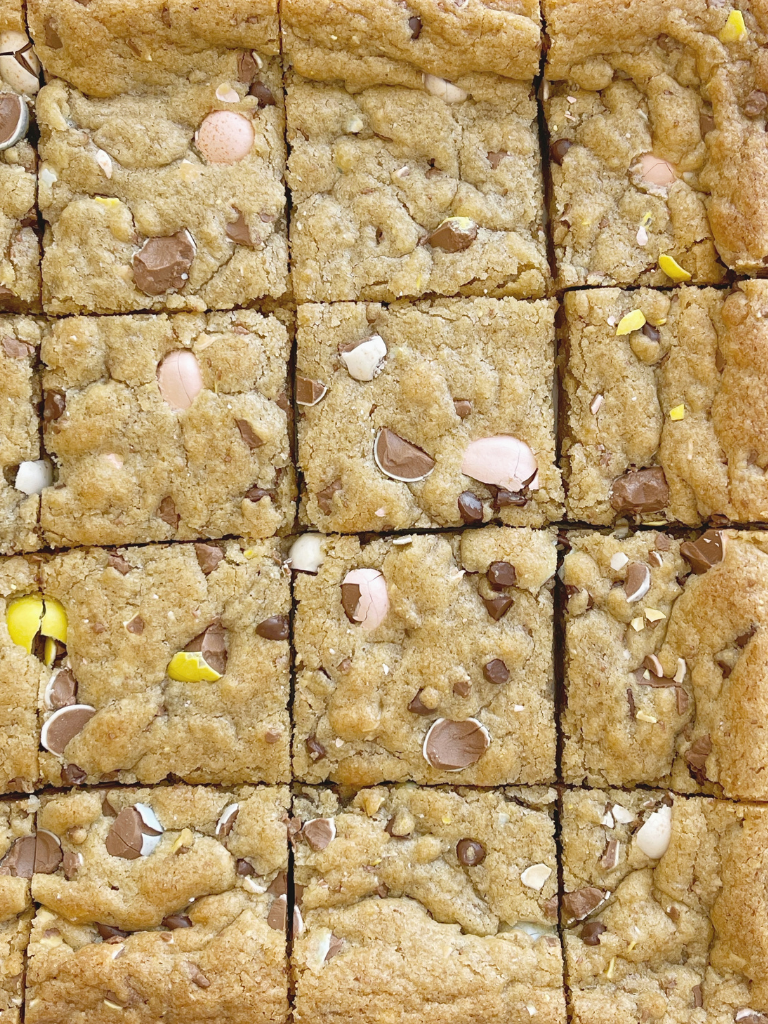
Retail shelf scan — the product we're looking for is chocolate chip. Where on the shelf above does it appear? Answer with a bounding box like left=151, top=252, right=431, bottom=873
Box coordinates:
left=0, top=836, right=36, bottom=878
left=408, top=690, right=433, bottom=715
left=302, top=818, right=335, bottom=851
left=456, top=838, right=486, bottom=866
left=162, top=914, right=192, bottom=929
left=60, top=764, right=86, bottom=786
left=255, top=614, right=289, bottom=641
left=550, top=139, right=573, bottom=164
left=2, top=335, right=34, bottom=359
left=408, top=15, right=422, bottom=38
left=685, top=734, right=712, bottom=782
left=96, top=923, right=128, bottom=941
left=43, top=18, right=63, bottom=48
left=105, top=807, right=157, bottom=860
left=482, top=595, right=513, bottom=621
left=107, top=551, right=133, bottom=575
left=235, top=418, right=264, bottom=449
left=423, top=718, right=489, bottom=770
left=483, top=659, right=509, bottom=685
left=676, top=687, right=689, bottom=715
left=736, top=624, right=757, bottom=647
left=337, top=657, right=352, bottom=673
left=184, top=620, right=227, bottom=676
left=306, top=734, right=326, bottom=760
left=188, top=964, right=210, bottom=988
left=133, top=231, right=195, bottom=296
left=655, top=533, right=671, bottom=551
left=250, top=81, right=276, bottom=107
left=374, top=428, right=435, bottom=481
left=326, top=934, right=344, bottom=961
left=237, top=859, right=256, bottom=877
left=43, top=390, right=66, bottom=422
left=744, top=89, right=768, bottom=116
left=245, top=485, right=271, bottom=502
left=581, top=921, right=607, bottom=945
left=266, top=870, right=287, bottom=894
left=453, top=679, right=471, bottom=697
left=340, top=583, right=361, bottom=623
left=157, top=496, right=180, bottom=528
left=458, top=491, right=484, bottom=523
left=562, top=886, right=606, bottom=923
left=627, top=688, right=636, bottom=719
left=296, top=376, right=327, bottom=406
left=62, top=849, right=81, bottom=879
left=680, top=529, right=726, bottom=574
left=226, top=212, right=254, bottom=247
left=487, top=151, right=508, bottom=169
left=126, top=615, right=144, bottom=635
left=424, top=218, right=477, bottom=252
left=692, top=985, right=703, bottom=1008
left=453, top=398, right=472, bottom=418
left=238, top=52, right=259, bottom=84
left=734, top=1014, right=768, bottom=1024
left=487, top=561, right=516, bottom=589
left=48, top=669, right=77, bottom=709
left=641, top=322, right=661, bottom=342
left=194, top=543, right=224, bottom=575
left=317, top=479, right=342, bottom=513
left=42, top=706, right=96, bottom=756
left=493, top=488, right=527, bottom=508
left=267, top=894, right=287, bottom=931
left=610, top=467, right=669, bottom=516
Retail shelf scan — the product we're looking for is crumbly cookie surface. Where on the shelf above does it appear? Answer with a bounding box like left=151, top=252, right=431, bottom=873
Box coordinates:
left=41, top=311, right=295, bottom=547
left=293, top=528, right=557, bottom=786
left=297, top=299, right=562, bottom=531
left=293, top=784, right=565, bottom=1024
left=561, top=283, right=768, bottom=526
left=0, top=798, right=36, bottom=1024
left=26, top=784, right=290, bottom=1024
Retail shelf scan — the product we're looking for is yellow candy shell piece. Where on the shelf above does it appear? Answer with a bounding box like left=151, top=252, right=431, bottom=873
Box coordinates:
left=616, top=309, right=647, bottom=336
left=6, top=595, right=44, bottom=653
left=41, top=598, right=68, bottom=642
left=719, top=10, right=747, bottom=42
left=659, top=254, right=692, bottom=283
left=167, top=650, right=221, bottom=683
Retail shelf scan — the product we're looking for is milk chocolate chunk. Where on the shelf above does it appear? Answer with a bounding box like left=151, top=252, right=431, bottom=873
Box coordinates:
left=250, top=81, right=275, bottom=107
left=256, top=614, right=289, bottom=641
left=581, top=921, right=607, bottom=945
left=0, top=835, right=36, bottom=877
left=34, top=831, right=62, bottom=874
left=188, top=964, right=210, bottom=988
left=424, top=218, right=477, bottom=252
left=96, top=924, right=127, bottom=941
left=267, top=894, right=287, bottom=931
left=107, top=551, right=133, bottom=575
left=456, top=838, right=486, bottom=866
left=408, top=15, right=422, bottom=38
left=408, top=690, right=433, bottom=716
left=43, top=18, right=63, bottom=48
left=41, top=705, right=96, bottom=755
left=43, top=390, right=66, bottom=422
left=2, top=335, right=34, bottom=358
left=105, top=806, right=161, bottom=860
left=133, top=231, right=195, bottom=296
left=685, top=734, right=712, bottom=782
left=245, top=485, right=271, bottom=502
left=423, top=718, right=490, bottom=770
left=453, top=399, right=472, bottom=418
left=296, top=376, right=327, bottom=406
left=184, top=620, right=227, bottom=676
left=680, top=529, right=726, bottom=574
left=235, top=418, right=263, bottom=449
left=482, top=595, right=513, bottom=621
left=487, top=561, right=516, bottom=589
left=317, top=479, right=342, bottom=513
left=487, top=151, right=508, bottom=169
left=550, top=139, right=573, bottom=164
left=237, top=52, right=258, bottom=83
left=0, top=95, right=26, bottom=150
left=483, top=659, right=509, bottom=685
left=162, top=914, right=192, bottom=929
left=157, top=496, right=180, bottom=528
left=458, top=491, right=483, bottom=523
left=306, top=734, right=326, bottom=760
left=226, top=211, right=255, bottom=246
left=340, top=582, right=361, bottom=623
left=374, top=428, right=435, bottom=482
left=562, top=886, right=607, bottom=923
left=610, top=467, right=669, bottom=515
left=194, top=543, right=223, bottom=575
left=301, top=818, right=335, bottom=852
left=126, top=615, right=144, bottom=635
left=60, top=763, right=86, bottom=785
left=48, top=669, right=77, bottom=709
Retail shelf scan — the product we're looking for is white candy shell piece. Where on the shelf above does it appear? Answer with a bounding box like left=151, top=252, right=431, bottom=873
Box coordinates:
left=636, top=804, right=672, bottom=859
left=341, top=568, right=389, bottom=631
left=289, top=534, right=324, bottom=575
left=157, top=350, right=203, bottom=410
left=196, top=110, right=254, bottom=164
left=461, top=436, right=539, bottom=492
left=15, top=459, right=52, bottom=495
left=340, top=335, right=387, bottom=381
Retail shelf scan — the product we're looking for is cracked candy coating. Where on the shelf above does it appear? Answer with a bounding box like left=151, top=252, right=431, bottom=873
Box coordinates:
left=563, top=529, right=768, bottom=801
left=33, top=14, right=287, bottom=314
left=23, top=539, right=290, bottom=787
left=284, top=0, right=548, bottom=302
left=297, top=298, right=562, bottom=531
left=293, top=528, right=556, bottom=786
left=0, top=316, right=42, bottom=554
left=544, top=0, right=768, bottom=284
left=0, top=799, right=36, bottom=1024
left=0, top=0, right=40, bottom=313
left=562, top=788, right=768, bottom=1024
left=26, top=784, right=289, bottom=1024
left=293, top=785, right=564, bottom=1024
left=561, top=284, right=768, bottom=526
left=40, top=311, right=295, bottom=547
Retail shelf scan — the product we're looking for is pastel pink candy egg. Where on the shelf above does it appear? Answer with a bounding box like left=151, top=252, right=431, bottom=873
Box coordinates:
left=461, top=436, right=539, bottom=492
left=342, top=568, right=389, bottom=631
left=638, top=153, right=677, bottom=187
left=157, top=350, right=203, bottom=410
left=196, top=110, right=254, bottom=164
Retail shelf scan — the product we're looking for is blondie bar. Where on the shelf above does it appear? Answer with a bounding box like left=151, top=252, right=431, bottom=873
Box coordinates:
left=41, top=310, right=294, bottom=548
left=26, top=784, right=290, bottom=1024
left=561, top=283, right=768, bottom=526
left=544, top=0, right=768, bottom=286
left=0, top=798, right=36, bottom=1024
left=292, top=784, right=565, bottom=1024
left=0, top=0, right=40, bottom=312
left=540, top=0, right=768, bottom=284
left=283, top=0, right=549, bottom=302
left=292, top=528, right=557, bottom=786
left=29, top=0, right=287, bottom=314
left=563, top=528, right=768, bottom=801
left=0, top=317, right=42, bottom=554
left=297, top=298, right=563, bottom=532
left=562, top=787, right=768, bottom=1024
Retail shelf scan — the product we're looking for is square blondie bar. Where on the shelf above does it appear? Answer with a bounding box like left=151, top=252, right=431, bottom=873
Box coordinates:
left=562, top=788, right=768, bottom=1024
left=0, top=316, right=42, bottom=554
left=293, top=784, right=564, bottom=1024
left=560, top=283, right=768, bottom=526
left=28, top=0, right=288, bottom=314
left=544, top=0, right=768, bottom=286
left=41, top=310, right=294, bottom=547
left=25, top=785, right=290, bottom=1024
left=283, top=0, right=549, bottom=302
left=0, top=0, right=40, bottom=312
left=292, top=528, right=557, bottom=786
left=297, top=298, right=563, bottom=532
left=563, top=528, right=768, bottom=801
